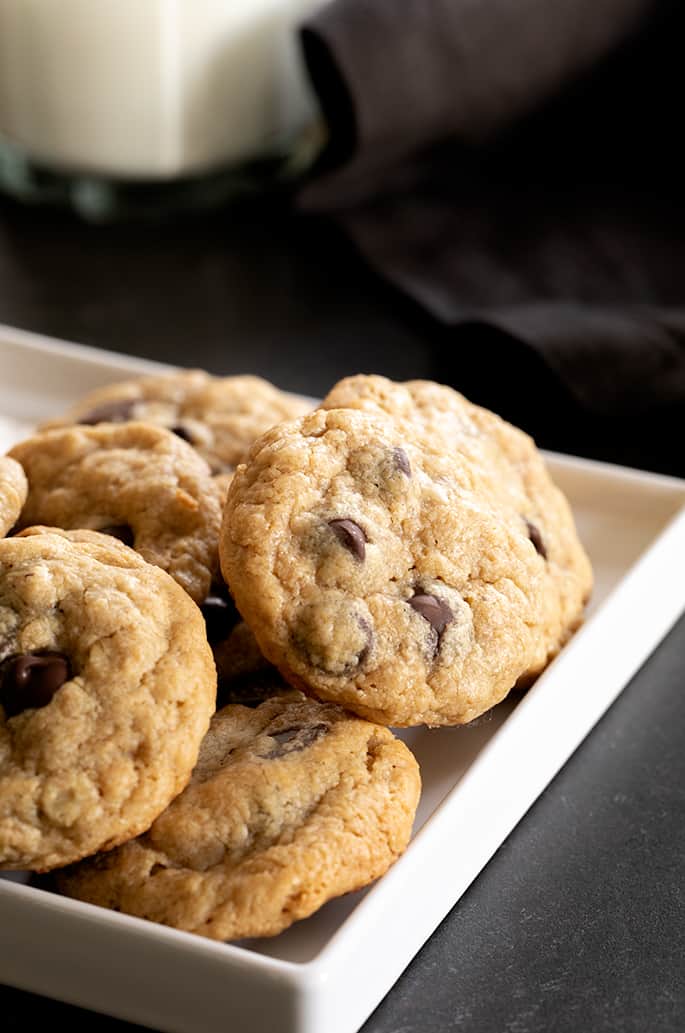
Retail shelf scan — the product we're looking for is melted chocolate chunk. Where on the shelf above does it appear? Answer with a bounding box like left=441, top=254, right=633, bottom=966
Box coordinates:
left=99, top=524, right=135, bottom=548
left=201, top=589, right=240, bottom=644
left=0, top=652, right=71, bottom=718
left=525, top=520, right=547, bottom=560
left=78, top=400, right=135, bottom=425
left=170, top=425, right=194, bottom=443
left=356, top=616, right=374, bottom=669
left=329, top=518, right=367, bottom=561
left=265, top=722, right=328, bottom=759
left=393, top=447, right=412, bottom=477
left=409, top=593, right=453, bottom=636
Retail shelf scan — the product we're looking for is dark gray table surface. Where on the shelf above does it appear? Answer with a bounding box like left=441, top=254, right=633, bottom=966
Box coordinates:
left=1, top=194, right=684, bottom=1033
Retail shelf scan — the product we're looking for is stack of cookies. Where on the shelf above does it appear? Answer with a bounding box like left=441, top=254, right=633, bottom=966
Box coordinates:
left=0, top=369, right=592, bottom=943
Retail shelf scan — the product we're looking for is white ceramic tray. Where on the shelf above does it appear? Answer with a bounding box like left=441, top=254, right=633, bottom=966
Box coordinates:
left=1, top=324, right=685, bottom=1033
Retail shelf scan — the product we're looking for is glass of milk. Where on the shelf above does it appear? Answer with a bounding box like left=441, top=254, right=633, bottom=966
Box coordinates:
left=0, top=0, right=328, bottom=219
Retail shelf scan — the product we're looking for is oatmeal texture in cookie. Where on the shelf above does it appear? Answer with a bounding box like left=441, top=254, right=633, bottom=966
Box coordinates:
left=0, top=457, right=27, bottom=536
left=0, top=529, right=216, bottom=871
left=41, top=369, right=311, bottom=475
left=220, top=407, right=548, bottom=727
left=322, top=375, right=593, bottom=680
left=9, top=422, right=222, bottom=602
left=56, top=694, right=421, bottom=940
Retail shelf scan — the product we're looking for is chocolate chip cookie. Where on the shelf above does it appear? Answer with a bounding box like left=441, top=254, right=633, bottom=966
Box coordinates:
left=42, top=369, right=311, bottom=475
left=9, top=422, right=222, bottom=603
left=0, top=457, right=27, bottom=536
left=220, top=406, right=549, bottom=727
left=0, top=528, right=216, bottom=871
left=323, top=375, right=593, bottom=681
left=55, top=694, right=421, bottom=940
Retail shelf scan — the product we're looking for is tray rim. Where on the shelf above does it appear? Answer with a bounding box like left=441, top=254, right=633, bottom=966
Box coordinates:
left=4, top=319, right=685, bottom=491
left=0, top=322, right=174, bottom=375
left=2, top=322, right=685, bottom=1033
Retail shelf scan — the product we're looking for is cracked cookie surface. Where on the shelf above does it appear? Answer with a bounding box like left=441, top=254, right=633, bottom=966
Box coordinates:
left=0, top=457, right=27, bottom=536
left=0, top=528, right=216, bottom=871
left=220, top=406, right=549, bottom=726
left=9, top=422, right=222, bottom=603
left=323, top=375, right=593, bottom=681
left=56, top=694, right=421, bottom=941
left=41, top=369, right=312, bottom=476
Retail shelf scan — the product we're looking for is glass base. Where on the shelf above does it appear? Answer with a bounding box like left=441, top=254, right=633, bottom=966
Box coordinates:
left=0, top=130, right=323, bottom=222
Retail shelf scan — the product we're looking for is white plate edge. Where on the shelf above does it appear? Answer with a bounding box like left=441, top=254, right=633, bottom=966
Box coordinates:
left=2, top=322, right=685, bottom=1032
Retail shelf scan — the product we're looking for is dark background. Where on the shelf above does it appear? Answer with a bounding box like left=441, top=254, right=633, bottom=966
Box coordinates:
left=1, top=193, right=684, bottom=1033
left=0, top=194, right=436, bottom=394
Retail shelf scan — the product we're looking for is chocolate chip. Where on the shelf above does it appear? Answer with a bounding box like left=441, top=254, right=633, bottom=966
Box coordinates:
left=409, top=593, right=453, bottom=635
left=170, top=425, right=193, bottom=443
left=329, top=519, right=367, bottom=561
left=0, top=652, right=71, bottom=718
left=265, top=722, right=328, bottom=759
left=99, top=524, right=135, bottom=548
left=393, top=447, right=411, bottom=477
left=356, top=616, right=374, bottom=668
left=525, top=520, right=547, bottom=560
left=78, top=400, right=135, bottom=425
left=201, top=591, right=240, bottom=644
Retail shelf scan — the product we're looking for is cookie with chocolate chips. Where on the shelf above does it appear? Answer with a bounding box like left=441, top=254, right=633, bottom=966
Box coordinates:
left=323, top=375, right=593, bottom=682
left=41, top=369, right=311, bottom=476
left=0, top=456, right=27, bottom=536
left=9, top=422, right=222, bottom=603
left=220, top=406, right=551, bottom=727
left=0, top=528, right=216, bottom=871
left=55, top=694, right=421, bottom=940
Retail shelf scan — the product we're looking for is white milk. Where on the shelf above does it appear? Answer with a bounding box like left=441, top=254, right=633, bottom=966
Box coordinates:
left=0, top=0, right=326, bottom=179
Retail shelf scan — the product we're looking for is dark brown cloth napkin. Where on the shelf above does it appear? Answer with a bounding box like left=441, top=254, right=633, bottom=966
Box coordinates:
left=297, top=0, right=685, bottom=474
